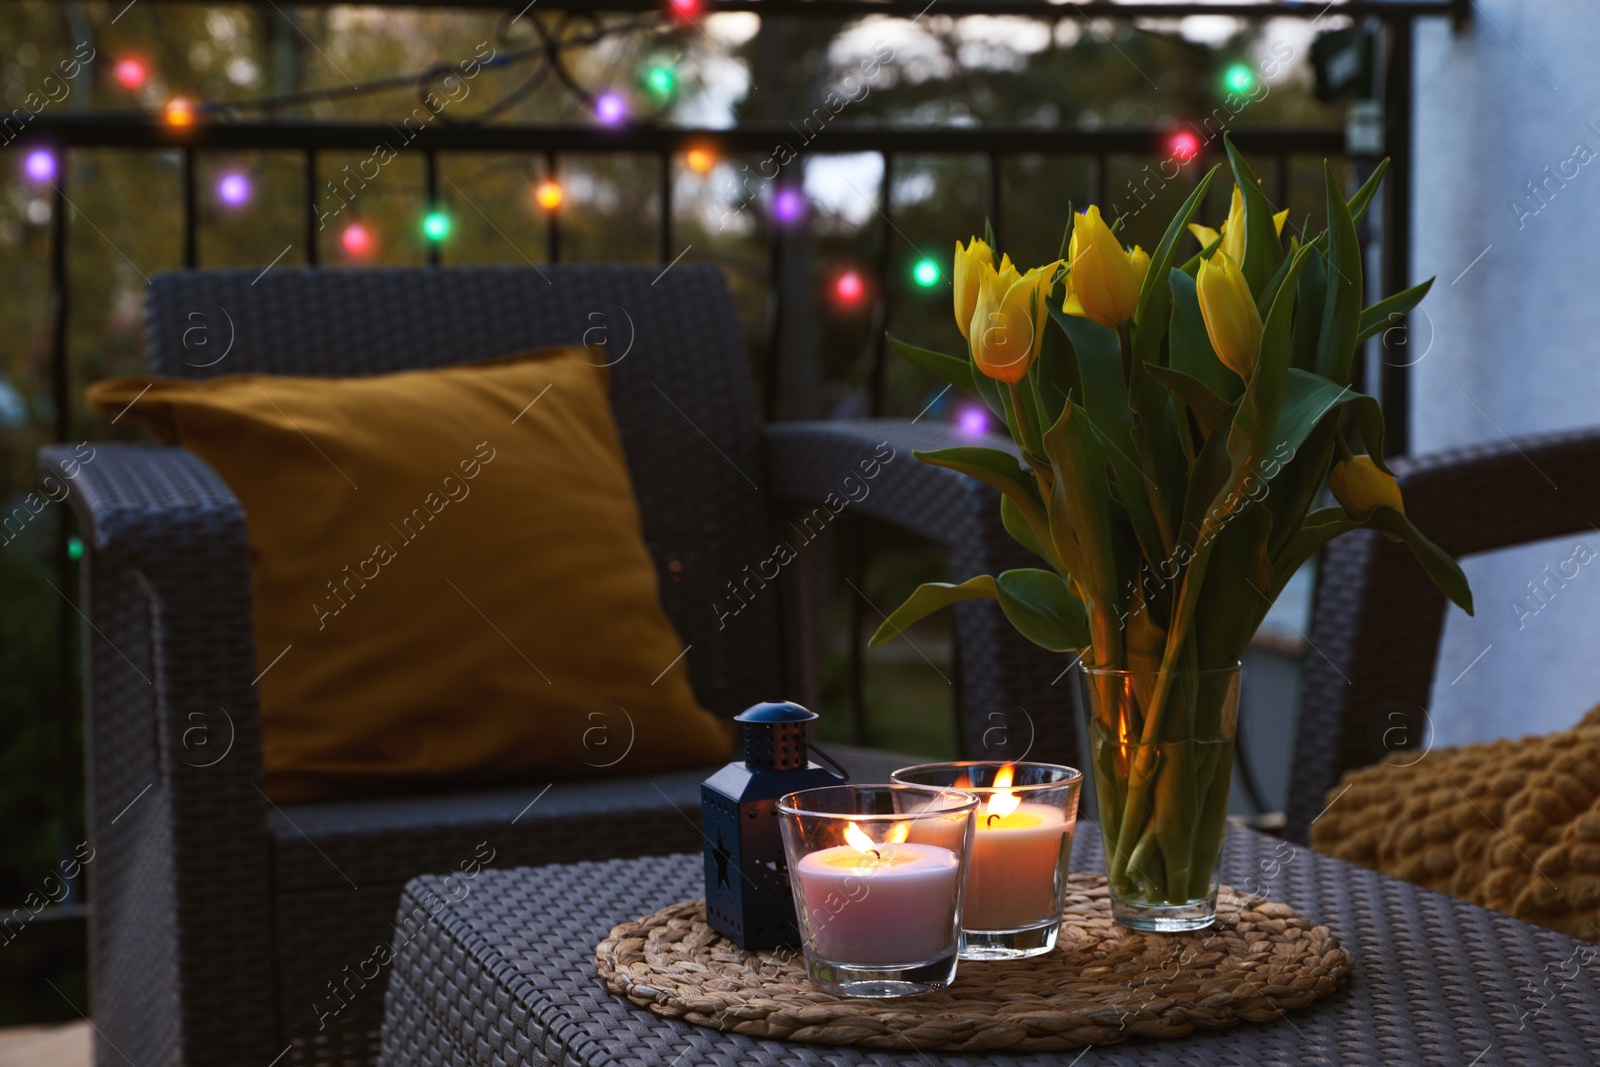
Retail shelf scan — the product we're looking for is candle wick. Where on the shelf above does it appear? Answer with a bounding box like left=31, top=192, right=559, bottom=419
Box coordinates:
left=868, top=849, right=881, bottom=861
left=986, top=813, right=1001, bottom=828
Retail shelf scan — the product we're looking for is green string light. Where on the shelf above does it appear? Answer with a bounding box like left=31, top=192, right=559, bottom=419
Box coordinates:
left=67, top=535, right=83, bottom=562
left=1223, top=63, right=1255, bottom=95
left=643, top=63, right=676, bottom=100
left=422, top=211, right=451, bottom=241
left=912, top=258, right=940, bottom=288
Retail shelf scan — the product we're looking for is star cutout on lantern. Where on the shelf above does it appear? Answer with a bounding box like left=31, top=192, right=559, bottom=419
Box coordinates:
left=712, top=831, right=732, bottom=889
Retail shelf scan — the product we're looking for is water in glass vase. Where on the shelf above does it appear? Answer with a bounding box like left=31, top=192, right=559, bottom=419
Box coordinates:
left=1079, top=664, right=1241, bottom=932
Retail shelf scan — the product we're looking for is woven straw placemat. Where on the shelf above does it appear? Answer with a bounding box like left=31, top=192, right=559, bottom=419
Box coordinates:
left=595, top=874, right=1354, bottom=1052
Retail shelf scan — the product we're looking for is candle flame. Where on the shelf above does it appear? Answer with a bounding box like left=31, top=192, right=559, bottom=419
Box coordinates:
left=844, top=821, right=908, bottom=854
left=985, top=764, right=1020, bottom=822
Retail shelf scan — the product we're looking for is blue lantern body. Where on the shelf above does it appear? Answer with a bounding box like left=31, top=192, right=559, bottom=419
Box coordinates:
left=701, top=701, right=843, bottom=949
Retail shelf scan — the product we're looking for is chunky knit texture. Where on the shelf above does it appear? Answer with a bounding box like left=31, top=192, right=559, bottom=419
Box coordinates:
left=1312, top=705, right=1600, bottom=942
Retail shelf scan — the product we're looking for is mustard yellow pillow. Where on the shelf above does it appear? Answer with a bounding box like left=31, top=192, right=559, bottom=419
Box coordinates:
left=88, top=348, right=731, bottom=802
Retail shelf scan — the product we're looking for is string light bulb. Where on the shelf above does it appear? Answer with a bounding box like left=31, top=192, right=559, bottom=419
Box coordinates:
left=113, top=57, right=148, bottom=90
left=773, top=188, right=804, bottom=223
left=685, top=146, right=716, bottom=174
left=1223, top=62, right=1256, bottom=95
left=164, top=97, right=195, bottom=128
left=669, top=0, right=699, bottom=16
left=534, top=178, right=563, bottom=211
left=1168, top=130, right=1200, bottom=163
left=341, top=222, right=373, bottom=256
left=422, top=211, right=451, bottom=241
left=642, top=63, right=676, bottom=100
left=23, top=149, right=56, bottom=182
left=595, top=93, right=627, bottom=126
left=834, top=270, right=864, bottom=305
left=217, top=172, right=250, bottom=206
left=956, top=405, right=989, bottom=436
left=912, top=258, right=940, bottom=288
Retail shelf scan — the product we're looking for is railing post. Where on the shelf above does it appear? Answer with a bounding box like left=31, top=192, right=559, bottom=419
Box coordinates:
left=304, top=149, right=319, bottom=266
left=182, top=147, right=198, bottom=268
left=48, top=154, right=79, bottom=903
left=425, top=149, right=440, bottom=267
left=544, top=150, right=560, bottom=263
left=868, top=153, right=893, bottom=418
left=658, top=150, right=672, bottom=264
left=987, top=151, right=1003, bottom=246
left=1379, top=15, right=1414, bottom=457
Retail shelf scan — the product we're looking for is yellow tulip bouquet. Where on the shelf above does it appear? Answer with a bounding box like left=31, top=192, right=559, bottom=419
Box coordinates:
left=872, top=141, right=1473, bottom=926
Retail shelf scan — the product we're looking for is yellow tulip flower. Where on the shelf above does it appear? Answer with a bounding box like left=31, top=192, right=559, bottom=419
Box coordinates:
left=1329, top=455, right=1405, bottom=519
left=970, top=260, right=1059, bottom=383
left=952, top=236, right=995, bottom=341
left=1195, top=250, right=1262, bottom=380
left=1128, top=245, right=1150, bottom=293
left=1187, top=185, right=1290, bottom=263
left=1062, top=205, right=1144, bottom=326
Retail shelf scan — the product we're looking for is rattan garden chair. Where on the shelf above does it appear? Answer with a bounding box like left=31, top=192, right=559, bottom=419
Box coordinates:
left=1286, top=425, right=1600, bottom=842
left=42, top=265, right=1067, bottom=1067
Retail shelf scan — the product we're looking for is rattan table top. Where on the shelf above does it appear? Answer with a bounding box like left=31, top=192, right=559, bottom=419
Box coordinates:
left=378, top=824, right=1600, bottom=1066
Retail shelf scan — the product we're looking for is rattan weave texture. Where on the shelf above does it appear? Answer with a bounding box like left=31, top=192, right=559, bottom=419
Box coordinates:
left=377, top=824, right=1600, bottom=1066
left=54, top=265, right=1068, bottom=1067
left=594, top=877, right=1352, bottom=1051
left=1288, top=427, right=1600, bottom=843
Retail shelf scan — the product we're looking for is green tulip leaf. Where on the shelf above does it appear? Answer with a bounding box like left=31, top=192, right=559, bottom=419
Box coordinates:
left=1223, top=136, right=1286, bottom=296
left=1002, top=493, right=1057, bottom=568
left=1269, top=506, right=1359, bottom=596
left=1268, top=504, right=1473, bottom=616
left=1367, top=506, right=1475, bottom=615
left=1167, top=243, right=1312, bottom=654
left=1346, top=391, right=1392, bottom=474
left=1315, top=161, right=1364, bottom=386
left=913, top=446, right=1046, bottom=530
left=1132, top=163, right=1222, bottom=370
left=868, top=575, right=997, bottom=647
left=1041, top=401, right=1123, bottom=662
left=1346, top=158, right=1389, bottom=226
left=886, top=333, right=975, bottom=396
left=1049, top=306, right=1169, bottom=566
left=1356, top=277, right=1435, bottom=345
left=1290, top=239, right=1328, bottom=373
left=1146, top=364, right=1232, bottom=441
left=1167, top=268, right=1238, bottom=403
left=1034, top=298, right=1081, bottom=427
left=994, top=568, right=1090, bottom=652
left=1193, top=500, right=1273, bottom=670
left=1270, top=370, right=1356, bottom=473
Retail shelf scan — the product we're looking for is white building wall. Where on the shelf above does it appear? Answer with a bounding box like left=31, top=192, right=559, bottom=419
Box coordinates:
left=1412, top=1, right=1600, bottom=745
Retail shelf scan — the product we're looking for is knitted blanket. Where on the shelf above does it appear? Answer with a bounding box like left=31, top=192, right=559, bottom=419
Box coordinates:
left=1311, top=705, right=1600, bottom=943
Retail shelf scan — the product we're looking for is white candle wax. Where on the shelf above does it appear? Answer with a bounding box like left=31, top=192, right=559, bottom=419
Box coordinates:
left=794, top=842, right=961, bottom=965
left=965, top=801, right=1071, bottom=931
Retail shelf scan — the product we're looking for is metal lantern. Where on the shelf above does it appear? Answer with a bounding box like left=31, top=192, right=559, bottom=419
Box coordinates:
left=701, top=701, right=845, bottom=949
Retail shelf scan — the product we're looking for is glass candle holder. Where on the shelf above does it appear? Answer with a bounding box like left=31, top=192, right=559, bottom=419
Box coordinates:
left=777, top=784, right=977, bottom=998
left=890, top=762, right=1082, bottom=959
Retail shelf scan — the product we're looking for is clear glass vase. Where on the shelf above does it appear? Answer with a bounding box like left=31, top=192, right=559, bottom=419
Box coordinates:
left=1077, top=664, right=1241, bottom=932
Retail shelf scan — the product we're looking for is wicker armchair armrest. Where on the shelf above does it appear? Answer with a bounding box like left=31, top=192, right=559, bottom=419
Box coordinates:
left=1286, top=426, right=1600, bottom=844
left=39, top=442, right=277, bottom=1067
left=764, top=419, right=1009, bottom=551
left=763, top=419, right=1078, bottom=764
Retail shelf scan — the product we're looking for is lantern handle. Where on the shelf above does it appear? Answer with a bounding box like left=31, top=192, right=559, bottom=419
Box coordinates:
left=804, top=740, right=851, bottom=782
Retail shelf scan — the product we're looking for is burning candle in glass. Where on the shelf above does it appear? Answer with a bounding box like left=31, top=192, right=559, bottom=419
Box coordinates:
left=778, top=784, right=976, bottom=998
left=892, top=762, right=1082, bottom=959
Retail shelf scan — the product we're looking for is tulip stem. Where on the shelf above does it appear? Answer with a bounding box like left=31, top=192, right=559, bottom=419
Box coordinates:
left=1007, top=380, right=1043, bottom=461
left=1116, top=322, right=1134, bottom=385
left=1333, top=423, right=1354, bottom=461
